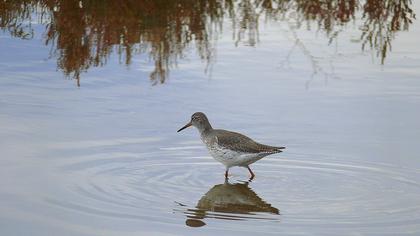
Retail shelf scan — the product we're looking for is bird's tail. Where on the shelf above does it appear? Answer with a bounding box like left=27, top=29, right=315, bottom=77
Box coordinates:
left=272, top=146, right=285, bottom=153
left=262, top=145, right=285, bottom=154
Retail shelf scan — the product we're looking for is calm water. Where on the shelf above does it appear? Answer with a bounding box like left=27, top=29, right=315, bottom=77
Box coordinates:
left=1, top=1, right=420, bottom=235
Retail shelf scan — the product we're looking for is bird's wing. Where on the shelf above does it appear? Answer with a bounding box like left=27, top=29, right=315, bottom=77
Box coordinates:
left=214, top=130, right=285, bottom=154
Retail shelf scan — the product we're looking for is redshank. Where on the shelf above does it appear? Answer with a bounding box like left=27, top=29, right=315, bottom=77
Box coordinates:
left=177, top=112, right=285, bottom=179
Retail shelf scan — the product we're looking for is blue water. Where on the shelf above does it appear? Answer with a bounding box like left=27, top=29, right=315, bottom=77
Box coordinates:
left=1, top=1, right=420, bottom=235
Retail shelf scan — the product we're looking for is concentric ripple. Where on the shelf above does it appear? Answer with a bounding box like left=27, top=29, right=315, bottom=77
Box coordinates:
left=45, top=139, right=420, bottom=234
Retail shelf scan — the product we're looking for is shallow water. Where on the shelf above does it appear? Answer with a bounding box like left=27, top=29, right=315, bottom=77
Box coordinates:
left=1, top=1, right=420, bottom=235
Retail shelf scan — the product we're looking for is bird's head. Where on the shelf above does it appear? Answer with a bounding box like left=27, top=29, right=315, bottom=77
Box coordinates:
left=177, top=112, right=212, bottom=133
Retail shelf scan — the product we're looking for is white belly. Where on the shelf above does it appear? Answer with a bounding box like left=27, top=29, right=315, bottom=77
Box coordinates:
left=206, top=143, right=263, bottom=168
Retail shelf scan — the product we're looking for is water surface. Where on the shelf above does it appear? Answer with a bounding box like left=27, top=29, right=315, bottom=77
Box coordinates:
left=1, top=1, right=420, bottom=235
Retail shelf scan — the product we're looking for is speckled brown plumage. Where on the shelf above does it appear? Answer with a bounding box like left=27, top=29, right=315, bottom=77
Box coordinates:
left=208, top=129, right=285, bottom=154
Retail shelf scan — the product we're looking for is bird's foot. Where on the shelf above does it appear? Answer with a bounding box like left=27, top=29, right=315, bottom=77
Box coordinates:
left=247, top=166, right=255, bottom=181
left=224, top=170, right=229, bottom=179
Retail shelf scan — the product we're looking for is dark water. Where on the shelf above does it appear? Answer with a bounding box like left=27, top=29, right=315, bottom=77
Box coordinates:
left=1, top=1, right=420, bottom=235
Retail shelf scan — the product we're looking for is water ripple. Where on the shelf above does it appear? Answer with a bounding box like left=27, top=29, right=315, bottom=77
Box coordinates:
left=45, top=140, right=420, bottom=234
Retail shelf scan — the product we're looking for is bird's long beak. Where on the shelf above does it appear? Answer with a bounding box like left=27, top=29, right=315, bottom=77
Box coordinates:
left=177, top=121, right=192, bottom=132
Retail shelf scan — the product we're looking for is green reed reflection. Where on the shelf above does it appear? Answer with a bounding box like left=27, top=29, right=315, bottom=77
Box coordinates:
left=0, top=0, right=416, bottom=86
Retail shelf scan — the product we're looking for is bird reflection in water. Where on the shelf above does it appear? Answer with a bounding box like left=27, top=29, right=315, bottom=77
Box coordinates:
left=179, top=180, right=279, bottom=227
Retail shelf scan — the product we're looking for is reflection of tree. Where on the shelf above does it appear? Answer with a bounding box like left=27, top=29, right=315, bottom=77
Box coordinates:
left=293, top=0, right=357, bottom=36
left=273, top=0, right=415, bottom=65
left=0, top=1, right=36, bottom=39
left=43, top=0, right=229, bottom=85
left=1, top=0, right=230, bottom=85
left=0, top=0, right=416, bottom=85
left=361, top=0, right=416, bottom=64
left=234, top=0, right=260, bottom=46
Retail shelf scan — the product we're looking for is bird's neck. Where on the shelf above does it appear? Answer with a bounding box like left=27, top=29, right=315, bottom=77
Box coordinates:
left=198, top=122, right=213, bottom=135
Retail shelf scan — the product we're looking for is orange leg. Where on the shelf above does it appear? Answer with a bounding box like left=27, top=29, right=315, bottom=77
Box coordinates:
left=247, top=166, right=255, bottom=180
